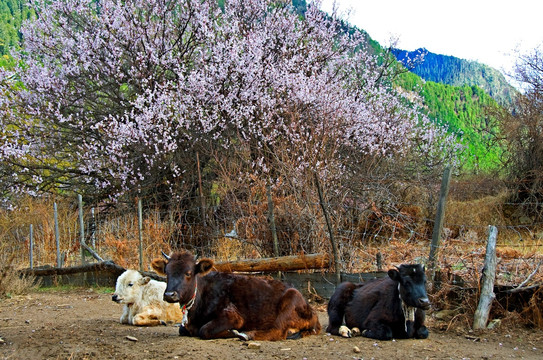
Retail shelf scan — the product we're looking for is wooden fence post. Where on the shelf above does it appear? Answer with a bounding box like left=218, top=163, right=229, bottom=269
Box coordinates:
left=267, top=183, right=281, bottom=279
left=29, top=224, right=34, bottom=269
left=267, top=183, right=280, bottom=258
left=138, top=198, right=143, bottom=272
left=315, top=173, right=341, bottom=285
left=90, top=207, right=96, bottom=248
left=196, top=152, right=206, bottom=227
left=78, top=194, right=86, bottom=265
left=428, top=167, right=452, bottom=280
left=54, top=202, right=61, bottom=268
left=75, top=195, right=103, bottom=263
left=473, top=225, right=498, bottom=330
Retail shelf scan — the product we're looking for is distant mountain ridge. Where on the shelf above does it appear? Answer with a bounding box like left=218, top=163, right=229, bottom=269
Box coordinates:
left=392, top=48, right=517, bottom=107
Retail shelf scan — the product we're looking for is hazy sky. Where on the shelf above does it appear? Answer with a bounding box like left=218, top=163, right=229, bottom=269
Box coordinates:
left=319, top=0, right=543, bottom=75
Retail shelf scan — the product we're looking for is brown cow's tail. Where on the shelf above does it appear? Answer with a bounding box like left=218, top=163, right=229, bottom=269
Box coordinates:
left=326, top=282, right=361, bottom=335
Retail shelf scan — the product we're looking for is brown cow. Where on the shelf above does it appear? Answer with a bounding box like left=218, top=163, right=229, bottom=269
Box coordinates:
left=151, top=251, right=321, bottom=341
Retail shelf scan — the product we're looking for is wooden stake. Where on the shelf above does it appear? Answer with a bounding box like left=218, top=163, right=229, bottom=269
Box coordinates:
left=196, top=152, right=206, bottom=227
left=473, top=225, right=498, bottom=330
left=78, top=194, right=86, bottom=265
left=138, top=198, right=143, bottom=272
left=29, top=224, right=34, bottom=269
left=54, top=202, right=61, bottom=268
left=314, top=173, right=341, bottom=285
left=78, top=194, right=104, bottom=263
left=428, top=167, right=452, bottom=279
left=267, top=183, right=279, bottom=258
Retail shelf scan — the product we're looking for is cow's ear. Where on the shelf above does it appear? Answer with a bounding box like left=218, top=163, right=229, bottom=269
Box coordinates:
left=151, top=258, right=167, bottom=275
left=139, top=276, right=151, bottom=285
left=388, top=268, right=400, bottom=281
left=195, top=258, right=214, bottom=276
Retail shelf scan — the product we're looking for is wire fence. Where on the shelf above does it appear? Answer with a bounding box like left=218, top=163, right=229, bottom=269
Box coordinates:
left=2, top=171, right=543, bottom=290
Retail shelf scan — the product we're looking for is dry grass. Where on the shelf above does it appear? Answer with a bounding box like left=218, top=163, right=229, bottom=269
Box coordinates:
left=444, top=192, right=510, bottom=238
left=0, top=254, right=40, bottom=298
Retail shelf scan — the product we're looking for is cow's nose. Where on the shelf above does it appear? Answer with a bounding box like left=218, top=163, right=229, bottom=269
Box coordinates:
left=112, top=294, right=118, bottom=302
left=418, top=297, right=430, bottom=310
left=164, top=291, right=179, bottom=303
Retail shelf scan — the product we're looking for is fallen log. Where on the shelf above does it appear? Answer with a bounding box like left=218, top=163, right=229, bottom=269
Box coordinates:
left=17, top=253, right=330, bottom=287
left=19, top=261, right=164, bottom=282
left=20, top=261, right=124, bottom=277
left=213, top=253, right=330, bottom=273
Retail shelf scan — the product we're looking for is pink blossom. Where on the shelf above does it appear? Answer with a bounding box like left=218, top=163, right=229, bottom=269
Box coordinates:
left=0, top=0, right=458, bottom=199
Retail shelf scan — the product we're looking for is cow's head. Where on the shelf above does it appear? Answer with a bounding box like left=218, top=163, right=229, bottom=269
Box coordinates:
left=388, top=264, right=430, bottom=310
left=112, top=269, right=151, bottom=304
left=151, top=251, right=214, bottom=304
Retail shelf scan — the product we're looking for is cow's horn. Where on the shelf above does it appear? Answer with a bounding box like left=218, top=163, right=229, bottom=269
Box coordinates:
left=161, top=251, right=171, bottom=260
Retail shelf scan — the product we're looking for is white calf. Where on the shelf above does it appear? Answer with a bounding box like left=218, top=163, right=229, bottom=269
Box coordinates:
left=112, top=269, right=184, bottom=326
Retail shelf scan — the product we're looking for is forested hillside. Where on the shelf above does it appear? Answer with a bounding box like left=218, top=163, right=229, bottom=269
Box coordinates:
left=397, top=71, right=502, bottom=172
left=0, top=0, right=33, bottom=56
left=393, top=48, right=516, bottom=107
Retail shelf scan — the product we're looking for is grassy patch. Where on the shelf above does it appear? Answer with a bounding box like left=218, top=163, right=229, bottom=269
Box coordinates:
left=35, top=285, right=114, bottom=294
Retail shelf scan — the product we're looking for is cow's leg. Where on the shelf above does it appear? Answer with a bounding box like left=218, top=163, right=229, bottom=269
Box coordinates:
left=198, top=305, right=245, bottom=339
left=132, top=306, right=163, bottom=326
left=360, top=320, right=394, bottom=340
left=120, top=305, right=130, bottom=324
left=239, top=328, right=284, bottom=341
left=414, top=309, right=429, bottom=339
left=179, top=326, right=191, bottom=336
left=336, top=325, right=361, bottom=338
left=132, top=314, right=163, bottom=326
left=243, top=289, right=321, bottom=341
left=164, top=304, right=184, bottom=326
left=326, top=282, right=359, bottom=336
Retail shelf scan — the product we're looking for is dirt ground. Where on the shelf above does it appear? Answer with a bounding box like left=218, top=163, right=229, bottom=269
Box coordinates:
left=0, top=289, right=542, bottom=360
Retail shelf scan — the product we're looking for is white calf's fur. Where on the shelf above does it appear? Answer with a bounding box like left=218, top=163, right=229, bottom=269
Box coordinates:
left=113, top=270, right=184, bottom=326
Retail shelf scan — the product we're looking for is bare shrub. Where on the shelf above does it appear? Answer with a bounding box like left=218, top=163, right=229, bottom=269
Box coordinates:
left=212, top=236, right=261, bottom=262
left=499, top=46, right=543, bottom=220
left=522, top=288, right=543, bottom=329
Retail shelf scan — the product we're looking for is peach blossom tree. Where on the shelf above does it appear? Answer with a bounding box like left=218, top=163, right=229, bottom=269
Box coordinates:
left=0, top=0, right=457, bottom=203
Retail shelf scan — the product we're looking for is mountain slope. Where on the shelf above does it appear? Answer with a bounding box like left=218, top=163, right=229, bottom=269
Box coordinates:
left=396, top=71, right=502, bottom=173
left=392, top=48, right=516, bottom=107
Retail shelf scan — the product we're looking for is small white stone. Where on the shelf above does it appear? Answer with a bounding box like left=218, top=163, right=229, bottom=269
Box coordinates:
left=247, top=342, right=261, bottom=350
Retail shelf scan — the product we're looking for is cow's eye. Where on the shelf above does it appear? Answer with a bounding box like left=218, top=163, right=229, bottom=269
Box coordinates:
left=185, top=271, right=192, bottom=277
